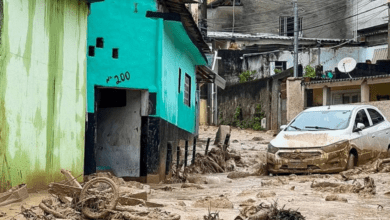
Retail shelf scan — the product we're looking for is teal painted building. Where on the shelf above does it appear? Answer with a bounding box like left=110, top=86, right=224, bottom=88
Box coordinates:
left=86, top=0, right=213, bottom=182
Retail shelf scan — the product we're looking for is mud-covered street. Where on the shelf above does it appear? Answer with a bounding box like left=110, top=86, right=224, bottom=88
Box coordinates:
left=2, top=126, right=390, bottom=220
left=146, top=126, right=390, bottom=220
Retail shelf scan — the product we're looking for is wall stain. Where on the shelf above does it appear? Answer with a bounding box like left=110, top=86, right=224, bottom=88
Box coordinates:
left=0, top=0, right=88, bottom=192
left=23, top=0, right=36, bottom=76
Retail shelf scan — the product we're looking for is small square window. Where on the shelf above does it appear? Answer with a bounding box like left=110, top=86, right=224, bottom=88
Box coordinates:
left=112, top=48, right=119, bottom=59
left=96, top=37, right=104, bottom=48
left=88, top=46, right=95, bottom=57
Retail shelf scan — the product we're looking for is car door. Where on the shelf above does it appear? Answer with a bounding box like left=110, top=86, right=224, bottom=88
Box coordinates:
left=366, top=108, right=390, bottom=156
left=350, top=108, right=372, bottom=163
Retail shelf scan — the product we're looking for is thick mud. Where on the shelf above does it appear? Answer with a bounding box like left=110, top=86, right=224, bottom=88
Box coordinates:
left=1, top=126, right=390, bottom=220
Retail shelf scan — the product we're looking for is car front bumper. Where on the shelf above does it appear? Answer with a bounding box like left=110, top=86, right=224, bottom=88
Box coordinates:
left=267, top=145, right=350, bottom=174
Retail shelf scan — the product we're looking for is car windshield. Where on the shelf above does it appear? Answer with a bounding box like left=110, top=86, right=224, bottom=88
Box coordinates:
left=286, top=110, right=352, bottom=131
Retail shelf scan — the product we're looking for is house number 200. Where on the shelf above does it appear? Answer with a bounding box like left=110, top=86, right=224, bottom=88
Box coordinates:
left=114, top=72, right=130, bottom=84
left=106, top=71, right=130, bottom=84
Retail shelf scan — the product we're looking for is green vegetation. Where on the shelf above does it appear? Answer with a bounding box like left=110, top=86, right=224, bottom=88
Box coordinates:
left=274, top=69, right=283, bottom=74
left=303, top=65, right=316, bottom=78
left=239, top=70, right=256, bottom=83
left=221, top=104, right=265, bottom=131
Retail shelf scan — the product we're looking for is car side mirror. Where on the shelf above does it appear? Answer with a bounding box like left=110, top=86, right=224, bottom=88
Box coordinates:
left=354, top=123, right=365, bottom=132
left=280, top=125, right=287, bottom=131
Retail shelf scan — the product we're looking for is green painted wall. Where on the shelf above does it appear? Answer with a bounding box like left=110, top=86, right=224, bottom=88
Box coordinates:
left=87, top=0, right=206, bottom=134
left=0, top=0, right=88, bottom=192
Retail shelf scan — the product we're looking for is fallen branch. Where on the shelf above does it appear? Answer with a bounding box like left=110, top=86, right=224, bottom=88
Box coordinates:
left=39, top=202, right=66, bottom=219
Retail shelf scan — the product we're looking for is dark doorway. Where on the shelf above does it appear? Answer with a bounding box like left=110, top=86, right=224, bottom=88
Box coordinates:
left=95, top=88, right=142, bottom=177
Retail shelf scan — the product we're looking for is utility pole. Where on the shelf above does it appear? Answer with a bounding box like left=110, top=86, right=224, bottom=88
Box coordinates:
left=293, top=0, right=299, bottom=77
left=387, top=0, right=390, bottom=59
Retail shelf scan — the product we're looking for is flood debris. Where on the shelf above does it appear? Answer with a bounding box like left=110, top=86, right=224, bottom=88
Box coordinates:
left=204, top=207, right=222, bottom=220
left=239, top=199, right=256, bottom=207
left=236, top=201, right=305, bottom=220
left=13, top=170, right=180, bottom=220
left=256, top=191, right=276, bottom=198
left=193, top=195, right=234, bottom=209
left=325, top=195, right=348, bottom=203
left=0, top=184, right=29, bottom=207
left=227, top=172, right=252, bottom=179
left=157, top=186, right=175, bottom=191
left=311, top=176, right=376, bottom=195
left=185, top=148, right=242, bottom=174
left=214, top=125, right=231, bottom=145
left=181, top=183, right=206, bottom=189
left=340, top=158, right=390, bottom=180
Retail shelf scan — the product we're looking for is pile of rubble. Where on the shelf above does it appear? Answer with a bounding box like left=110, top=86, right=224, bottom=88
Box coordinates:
left=340, top=158, right=390, bottom=180
left=235, top=201, right=305, bottom=220
left=311, top=176, right=376, bottom=196
left=10, top=170, right=181, bottom=220
left=186, top=148, right=242, bottom=174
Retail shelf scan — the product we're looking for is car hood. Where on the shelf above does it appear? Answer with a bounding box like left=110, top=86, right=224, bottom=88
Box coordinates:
left=271, top=131, right=349, bottom=148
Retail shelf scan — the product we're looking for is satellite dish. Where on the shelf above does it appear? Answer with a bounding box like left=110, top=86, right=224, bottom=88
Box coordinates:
left=337, top=57, right=356, bottom=78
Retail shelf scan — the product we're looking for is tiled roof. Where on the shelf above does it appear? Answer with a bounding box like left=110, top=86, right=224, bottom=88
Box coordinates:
left=303, top=74, right=390, bottom=86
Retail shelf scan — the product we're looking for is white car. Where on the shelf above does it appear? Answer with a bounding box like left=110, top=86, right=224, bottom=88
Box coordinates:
left=267, top=105, right=390, bottom=174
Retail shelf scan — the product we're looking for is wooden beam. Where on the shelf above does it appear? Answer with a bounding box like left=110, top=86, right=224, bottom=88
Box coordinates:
left=61, top=169, right=82, bottom=189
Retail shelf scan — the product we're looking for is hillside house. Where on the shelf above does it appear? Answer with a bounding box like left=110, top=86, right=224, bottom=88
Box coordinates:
left=85, top=0, right=222, bottom=183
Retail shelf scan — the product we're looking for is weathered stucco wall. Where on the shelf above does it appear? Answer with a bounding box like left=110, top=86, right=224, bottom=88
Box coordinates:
left=218, top=78, right=271, bottom=130
left=286, top=78, right=305, bottom=123
left=357, top=0, right=389, bottom=31
left=0, top=0, right=88, bottom=191
left=208, top=0, right=351, bottom=39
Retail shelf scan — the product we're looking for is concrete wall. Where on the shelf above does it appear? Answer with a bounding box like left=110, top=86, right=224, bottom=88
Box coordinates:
left=286, top=78, right=305, bottom=123
left=0, top=0, right=88, bottom=191
left=218, top=78, right=271, bottom=130
left=357, top=0, right=389, bottom=31
left=96, top=90, right=142, bottom=177
left=208, top=0, right=352, bottom=39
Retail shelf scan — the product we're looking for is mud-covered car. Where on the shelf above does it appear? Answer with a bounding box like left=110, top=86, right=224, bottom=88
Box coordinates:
left=267, top=105, right=390, bottom=174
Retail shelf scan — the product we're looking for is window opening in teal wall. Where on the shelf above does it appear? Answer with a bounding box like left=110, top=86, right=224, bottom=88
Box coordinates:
left=184, top=74, right=191, bottom=107
left=112, top=48, right=119, bottom=59
left=89, top=46, right=95, bottom=57
left=178, top=68, right=182, bottom=93
left=96, top=37, right=104, bottom=48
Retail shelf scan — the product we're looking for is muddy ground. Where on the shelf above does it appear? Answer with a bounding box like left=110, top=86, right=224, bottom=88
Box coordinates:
left=1, top=126, right=390, bottom=220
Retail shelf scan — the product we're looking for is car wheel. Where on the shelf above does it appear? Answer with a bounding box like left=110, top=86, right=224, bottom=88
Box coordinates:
left=346, top=153, right=355, bottom=170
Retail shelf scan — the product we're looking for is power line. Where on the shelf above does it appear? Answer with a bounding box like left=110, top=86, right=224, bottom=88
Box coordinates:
left=207, top=4, right=386, bottom=38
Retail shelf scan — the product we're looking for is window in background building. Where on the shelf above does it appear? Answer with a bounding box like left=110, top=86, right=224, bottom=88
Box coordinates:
left=332, top=92, right=360, bottom=105
left=279, top=16, right=302, bottom=37
left=275, top=61, right=287, bottom=72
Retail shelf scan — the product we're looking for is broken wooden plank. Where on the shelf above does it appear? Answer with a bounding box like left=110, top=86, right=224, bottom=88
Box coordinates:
left=60, top=169, right=82, bottom=189
left=48, top=183, right=82, bottom=197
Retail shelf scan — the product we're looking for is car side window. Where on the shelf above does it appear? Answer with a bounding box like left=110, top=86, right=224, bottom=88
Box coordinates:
left=354, top=109, right=370, bottom=129
left=367, top=108, right=384, bottom=125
